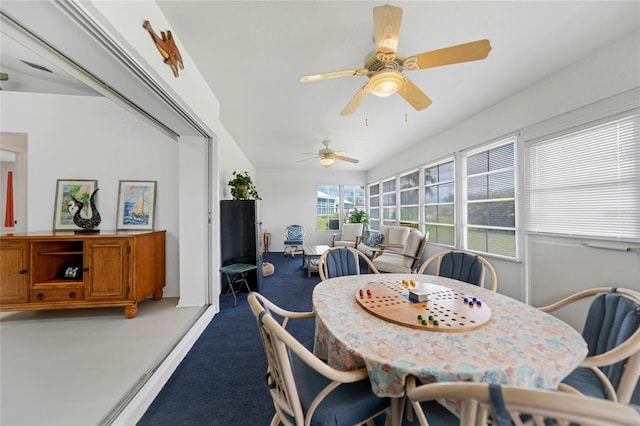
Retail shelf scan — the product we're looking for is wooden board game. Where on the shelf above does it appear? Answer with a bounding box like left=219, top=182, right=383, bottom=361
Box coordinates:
left=355, top=281, right=492, bottom=332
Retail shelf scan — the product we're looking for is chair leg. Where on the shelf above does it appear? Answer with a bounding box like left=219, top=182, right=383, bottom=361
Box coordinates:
left=269, top=413, right=280, bottom=426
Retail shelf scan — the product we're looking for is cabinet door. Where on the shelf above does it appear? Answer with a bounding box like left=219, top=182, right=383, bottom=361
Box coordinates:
left=0, top=240, right=29, bottom=304
left=85, top=238, right=130, bottom=300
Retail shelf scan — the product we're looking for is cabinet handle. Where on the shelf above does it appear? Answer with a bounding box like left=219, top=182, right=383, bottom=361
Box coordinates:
left=19, top=269, right=27, bottom=275
left=36, top=293, right=44, bottom=301
left=83, top=267, right=89, bottom=272
left=69, top=291, right=76, bottom=299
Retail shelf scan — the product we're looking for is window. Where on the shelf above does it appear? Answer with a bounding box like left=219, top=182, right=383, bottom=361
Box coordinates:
left=316, top=185, right=339, bottom=230
left=424, top=159, right=455, bottom=245
left=399, top=170, right=419, bottom=229
left=381, top=178, right=397, bottom=227
left=525, top=112, right=640, bottom=240
left=342, top=185, right=365, bottom=221
left=368, top=183, right=380, bottom=230
left=464, top=138, right=516, bottom=257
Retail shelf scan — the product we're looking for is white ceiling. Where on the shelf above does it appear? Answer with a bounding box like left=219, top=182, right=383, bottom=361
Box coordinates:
left=2, top=2, right=639, bottom=172
left=155, top=1, right=639, bottom=171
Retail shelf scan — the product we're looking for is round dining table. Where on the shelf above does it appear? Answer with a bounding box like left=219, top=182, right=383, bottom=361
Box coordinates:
left=312, top=273, right=588, bottom=425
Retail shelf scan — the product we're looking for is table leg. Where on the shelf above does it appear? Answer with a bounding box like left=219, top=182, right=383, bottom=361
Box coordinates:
left=301, top=248, right=305, bottom=267
left=224, top=273, right=238, bottom=306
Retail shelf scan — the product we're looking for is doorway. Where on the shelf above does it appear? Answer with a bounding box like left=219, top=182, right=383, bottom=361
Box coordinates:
left=0, top=133, right=27, bottom=233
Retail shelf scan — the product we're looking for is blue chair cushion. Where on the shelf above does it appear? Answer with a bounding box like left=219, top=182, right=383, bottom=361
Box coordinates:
left=326, top=248, right=358, bottom=278
left=420, top=401, right=458, bottom=425
left=439, top=252, right=483, bottom=286
left=290, top=352, right=389, bottom=426
left=580, top=291, right=640, bottom=388
left=284, top=239, right=303, bottom=244
left=562, top=367, right=607, bottom=399
left=366, top=232, right=383, bottom=247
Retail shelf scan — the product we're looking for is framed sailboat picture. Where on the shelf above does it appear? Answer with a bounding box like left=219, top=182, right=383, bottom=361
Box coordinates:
left=116, top=180, right=157, bottom=230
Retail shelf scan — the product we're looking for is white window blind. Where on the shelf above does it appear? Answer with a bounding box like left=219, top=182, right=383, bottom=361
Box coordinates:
left=525, top=112, right=640, bottom=240
left=464, top=139, right=517, bottom=257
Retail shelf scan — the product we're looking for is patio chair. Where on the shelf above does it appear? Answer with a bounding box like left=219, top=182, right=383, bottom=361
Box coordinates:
left=538, top=286, right=640, bottom=404
left=371, top=229, right=428, bottom=273
left=284, top=224, right=305, bottom=258
left=405, top=375, right=640, bottom=426
left=318, top=246, right=379, bottom=281
left=417, top=250, right=498, bottom=292
left=248, top=292, right=390, bottom=426
left=332, top=223, right=364, bottom=248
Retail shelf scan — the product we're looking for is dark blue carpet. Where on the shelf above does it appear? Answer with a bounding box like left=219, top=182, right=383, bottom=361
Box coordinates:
left=137, top=253, right=321, bottom=425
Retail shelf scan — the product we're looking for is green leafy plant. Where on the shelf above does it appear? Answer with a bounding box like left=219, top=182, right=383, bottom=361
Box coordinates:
left=228, top=171, right=261, bottom=200
left=346, top=209, right=369, bottom=225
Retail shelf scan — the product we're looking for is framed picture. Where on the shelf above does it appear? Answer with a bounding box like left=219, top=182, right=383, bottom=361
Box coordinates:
left=116, top=180, right=157, bottom=230
left=53, top=179, right=98, bottom=231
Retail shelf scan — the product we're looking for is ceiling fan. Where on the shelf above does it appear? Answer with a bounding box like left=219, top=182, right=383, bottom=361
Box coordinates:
left=304, top=140, right=359, bottom=167
left=299, top=4, right=492, bottom=115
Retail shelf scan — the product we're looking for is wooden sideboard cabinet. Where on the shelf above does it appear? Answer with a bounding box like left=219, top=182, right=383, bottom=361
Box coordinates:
left=0, top=230, right=165, bottom=318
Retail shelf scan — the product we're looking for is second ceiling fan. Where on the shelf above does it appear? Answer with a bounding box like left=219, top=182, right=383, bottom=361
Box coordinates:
left=299, top=4, right=492, bottom=115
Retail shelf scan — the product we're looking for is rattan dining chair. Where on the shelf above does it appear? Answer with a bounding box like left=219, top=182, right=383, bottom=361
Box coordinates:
left=318, top=246, right=380, bottom=281
left=538, top=286, right=640, bottom=404
left=405, top=375, right=640, bottom=426
left=248, top=292, right=390, bottom=426
left=417, top=250, right=498, bottom=292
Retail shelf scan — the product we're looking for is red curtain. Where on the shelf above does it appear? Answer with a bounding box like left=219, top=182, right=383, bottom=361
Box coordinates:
left=4, top=171, right=14, bottom=227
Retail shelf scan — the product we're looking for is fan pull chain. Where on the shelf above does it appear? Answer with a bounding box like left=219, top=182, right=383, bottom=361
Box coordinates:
left=365, top=93, right=369, bottom=127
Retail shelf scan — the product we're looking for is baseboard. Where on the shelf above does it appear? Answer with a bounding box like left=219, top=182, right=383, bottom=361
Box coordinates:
left=108, top=305, right=217, bottom=425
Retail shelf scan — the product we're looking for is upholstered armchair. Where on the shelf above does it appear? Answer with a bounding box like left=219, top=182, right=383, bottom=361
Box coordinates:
left=357, top=225, right=407, bottom=258
left=331, top=223, right=364, bottom=248
left=371, top=228, right=429, bottom=273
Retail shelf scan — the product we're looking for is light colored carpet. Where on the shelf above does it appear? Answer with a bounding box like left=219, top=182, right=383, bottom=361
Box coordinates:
left=0, top=297, right=203, bottom=426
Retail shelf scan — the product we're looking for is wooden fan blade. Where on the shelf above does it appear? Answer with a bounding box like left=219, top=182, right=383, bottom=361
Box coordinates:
left=297, top=156, right=317, bottom=163
left=341, top=83, right=369, bottom=115
left=373, top=4, right=403, bottom=54
left=412, top=39, right=492, bottom=70
left=334, top=154, right=359, bottom=164
left=299, top=68, right=367, bottom=83
left=398, top=78, right=432, bottom=111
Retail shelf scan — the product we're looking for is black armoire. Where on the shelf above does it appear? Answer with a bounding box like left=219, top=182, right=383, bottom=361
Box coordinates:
left=220, top=200, right=263, bottom=291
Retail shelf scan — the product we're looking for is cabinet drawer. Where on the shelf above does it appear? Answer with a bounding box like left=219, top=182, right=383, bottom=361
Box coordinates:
left=31, top=286, right=84, bottom=303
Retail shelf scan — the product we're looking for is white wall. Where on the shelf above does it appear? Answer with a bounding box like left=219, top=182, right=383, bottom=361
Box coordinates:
left=0, top=91, right=182, bottom=298
left=258, top=168, right=367, bottom=252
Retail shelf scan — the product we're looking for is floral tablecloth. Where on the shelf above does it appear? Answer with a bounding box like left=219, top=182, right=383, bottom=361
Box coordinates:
left=312, top=274, right=587, bottom=398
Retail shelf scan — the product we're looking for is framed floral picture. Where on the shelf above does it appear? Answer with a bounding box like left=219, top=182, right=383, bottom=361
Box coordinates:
left=53, top=179, right=98, bottom=231
left=116, top=180, right=157, bottom=230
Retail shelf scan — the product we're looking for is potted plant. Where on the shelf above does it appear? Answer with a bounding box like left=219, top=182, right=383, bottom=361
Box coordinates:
left=346, top=209, right=369, bottom=225
left=228, top=171, right=261, bottom=200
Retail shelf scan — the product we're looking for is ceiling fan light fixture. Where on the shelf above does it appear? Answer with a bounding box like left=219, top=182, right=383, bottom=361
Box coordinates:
left=320, top=157, right=334, bottom=166
left=369, top=70, right=404, bottom=97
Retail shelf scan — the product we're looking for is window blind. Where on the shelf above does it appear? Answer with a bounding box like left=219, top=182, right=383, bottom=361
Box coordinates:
left=525, top=112, right=640, bottom=240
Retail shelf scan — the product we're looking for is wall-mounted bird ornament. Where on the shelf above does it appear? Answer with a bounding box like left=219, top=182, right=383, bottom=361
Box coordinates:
left=143, top=20, right=184, bottom=77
